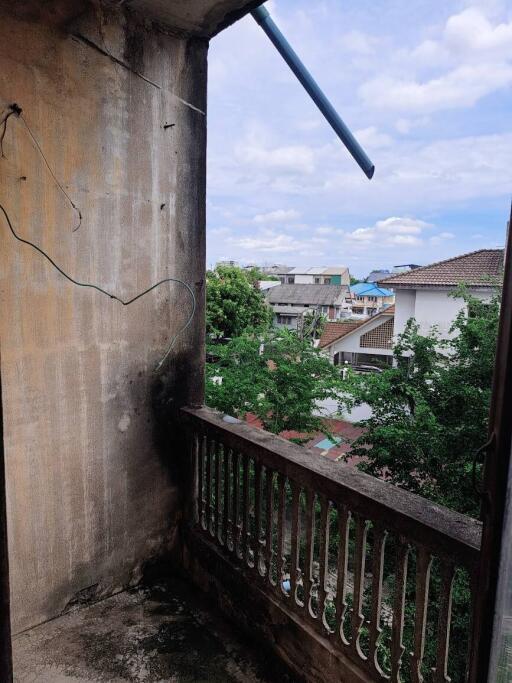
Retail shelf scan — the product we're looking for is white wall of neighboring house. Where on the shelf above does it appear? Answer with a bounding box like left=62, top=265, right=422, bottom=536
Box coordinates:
left=394, top=290, right=416, bottom=337
left=393, top=287, right=494, bottom=339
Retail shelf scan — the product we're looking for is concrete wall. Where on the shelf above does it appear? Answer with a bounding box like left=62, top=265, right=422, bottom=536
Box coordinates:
left=394, top=287, right=494, bottom=339
left=0, top=3, right=206, bottom=632
left=414, top=289, right=465, bottom=338
left=393, top=289, right=416, bottom=337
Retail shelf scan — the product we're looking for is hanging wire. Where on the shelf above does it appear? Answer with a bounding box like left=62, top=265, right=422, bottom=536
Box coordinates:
left=1, top=104, right=82, bottom=231
left=0, top=104, right=21, bottom=157
left=0, top=202, right=196, bottom=372
left=20, top=113, right=83, bottom=231
left=0, top=102, right=197, bottom=369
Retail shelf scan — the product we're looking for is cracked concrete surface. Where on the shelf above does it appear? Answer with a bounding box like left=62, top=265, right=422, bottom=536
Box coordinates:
left=12, top=579, right=291, bottom=682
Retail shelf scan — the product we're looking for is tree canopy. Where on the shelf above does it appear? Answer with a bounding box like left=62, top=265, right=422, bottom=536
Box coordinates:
left=206, top=329, right=342, bottom=436
left=206, top=266, right=273, bottom=339
left=340, top=286, right=500, bottom=517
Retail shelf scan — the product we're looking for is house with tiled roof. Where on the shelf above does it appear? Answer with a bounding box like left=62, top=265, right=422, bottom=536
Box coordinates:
left=265, top=283, right=350, bottom=329
left=319, top=306, right=396, bottom=368
left=277, top=266, right=351, bottom=285
left=378, top=248, right=503, bottom=340
left=349, top=282, right=395, bottom=317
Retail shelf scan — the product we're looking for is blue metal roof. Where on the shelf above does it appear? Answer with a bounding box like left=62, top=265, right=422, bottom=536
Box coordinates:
left=350, top=282, right=394, bottom=297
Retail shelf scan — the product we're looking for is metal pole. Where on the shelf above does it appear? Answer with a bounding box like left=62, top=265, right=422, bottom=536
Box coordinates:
left=0, top=359, right=12, bottom=681
left=251, top=5, right=375, bottom=180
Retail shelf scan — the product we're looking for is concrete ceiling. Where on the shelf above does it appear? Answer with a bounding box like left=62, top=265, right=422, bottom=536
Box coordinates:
left=126, top=0, right=265, bottom=36
left=3, top=0, right=264, bottom=37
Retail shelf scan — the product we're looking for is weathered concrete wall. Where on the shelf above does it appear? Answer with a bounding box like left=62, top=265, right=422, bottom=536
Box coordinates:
left=0, top=2, right=206, bottom=632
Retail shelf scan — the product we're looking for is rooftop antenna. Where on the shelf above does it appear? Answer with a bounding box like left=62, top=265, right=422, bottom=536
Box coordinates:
left=251, top=4, right=375, bottom=180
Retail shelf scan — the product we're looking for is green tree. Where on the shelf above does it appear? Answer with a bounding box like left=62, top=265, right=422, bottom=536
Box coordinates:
left=206, top=328, right=342, bottom=436
left=341, top=286, right=499, bottom=517
left=339, top=287, right=500, bottom=682
left=243, top=266, right=279, bottom=284
left=301, top=310, right=327, bottom=341
left=206, top=266, right=273, bottom=339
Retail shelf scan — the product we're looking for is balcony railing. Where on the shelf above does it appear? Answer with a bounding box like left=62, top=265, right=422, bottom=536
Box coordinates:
left=180, top=406, right=482, bottom=683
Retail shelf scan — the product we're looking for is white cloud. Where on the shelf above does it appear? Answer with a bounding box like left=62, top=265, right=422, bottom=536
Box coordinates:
left=235, top=139, right=316, bottom=175
left=444, top=8, right=512, bottom=57
left=354, top=126, right=393, bottom=149
left=315, top=226, right=345, bottom=235
left=374, top=217, right=432, bottom=234
left=429, top=231, right=455, bottom=245
left=359, top=8, right=512, bottom=114
left=390, top=234, right=423, bottom=245
left=228, top=230, right=311, bottom=254
left=253, top=209, right=301, bottom=223
left=395, top=117, right=430, bottom=134
left=342, top=30, right=378, bottom=55
left=359, top=62, right=512, bottom=113
left=346, top=216, right=432, bottom=247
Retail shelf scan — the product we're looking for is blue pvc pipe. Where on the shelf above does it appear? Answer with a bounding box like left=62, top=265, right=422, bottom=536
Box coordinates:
left=251, top=5, right=375, bottom=180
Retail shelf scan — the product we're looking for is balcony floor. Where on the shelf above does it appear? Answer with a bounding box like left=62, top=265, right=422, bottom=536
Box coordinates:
left=13, top=577, right=291, bottom=682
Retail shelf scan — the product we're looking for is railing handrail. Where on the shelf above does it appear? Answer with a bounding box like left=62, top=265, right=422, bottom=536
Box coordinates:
left=181, top=405, right=482, bottom=568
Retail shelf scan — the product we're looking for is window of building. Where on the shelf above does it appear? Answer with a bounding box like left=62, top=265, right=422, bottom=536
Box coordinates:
left=324, top=277, right=331, bottom=284
left=314, top=277, right=321, bottom=284
left=355, top=352, right=393, bottom=368
left=287, top=276, right=295, bottom=284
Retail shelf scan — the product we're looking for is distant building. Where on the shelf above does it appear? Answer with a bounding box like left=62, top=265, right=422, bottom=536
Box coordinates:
left=265, top=284, right=350, bottom=329
left=393, top=263, right=421, bottom=272
left=257, top=280, right=280, bottom=292
left=366, top=269, right=391, bottom=283
left=319, top=306, right=396, bottom=368
left=349, top=282, right=395, bottom=317
left=379, top=249, right=504, bottom=340
left=365, top=264, right=420, bottom=282
left=260, top=264, right=294, bottom=279
left=281, top=266, right=350, bottom=286
left=216, top=260, right=239, bottom=268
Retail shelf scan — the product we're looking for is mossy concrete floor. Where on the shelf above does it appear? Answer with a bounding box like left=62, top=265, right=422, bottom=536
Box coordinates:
left=12, top=579, right=294, bottom=682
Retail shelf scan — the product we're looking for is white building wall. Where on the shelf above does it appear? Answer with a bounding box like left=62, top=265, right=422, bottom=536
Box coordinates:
left=414, top=289, right=466, bottom=338
left=294, top=274, right=314, bottom=284
left=393, top=289, right=416, bottom=337
left=394, top=287, right=494, bottom=339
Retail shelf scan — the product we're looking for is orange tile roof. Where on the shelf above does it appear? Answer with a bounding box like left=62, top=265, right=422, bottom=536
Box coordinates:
left=318, top=321, right=363, bottom=349
left=378, top=249, right=504, bottom=288
left=319, top=306, right=396, bottom=349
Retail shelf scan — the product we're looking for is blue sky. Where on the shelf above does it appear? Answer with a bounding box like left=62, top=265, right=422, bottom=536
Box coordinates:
left=206, top=0, right=512, bottom=278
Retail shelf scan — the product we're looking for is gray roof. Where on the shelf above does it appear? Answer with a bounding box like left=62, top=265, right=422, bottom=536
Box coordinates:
left=266, top=284, right=348, bottom=306
left=323, top=266, right=349, bottom=275
left=366, top=270, right=391, bottom=282
left=271, top=306, right=304, bottom=315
